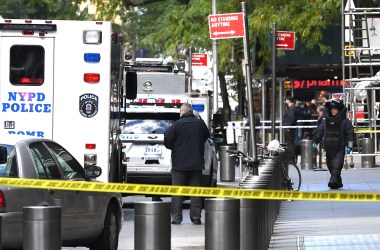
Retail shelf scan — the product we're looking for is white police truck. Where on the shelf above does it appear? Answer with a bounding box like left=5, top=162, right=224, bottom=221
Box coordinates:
left=119, top=58, right=218, bottom=188
left=0, top=18, right=137, bottom=183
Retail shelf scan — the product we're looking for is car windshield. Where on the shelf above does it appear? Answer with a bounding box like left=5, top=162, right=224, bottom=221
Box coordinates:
left=122, top=119, right=174, bottom=134
left=0, top=144, right=14, bottom=176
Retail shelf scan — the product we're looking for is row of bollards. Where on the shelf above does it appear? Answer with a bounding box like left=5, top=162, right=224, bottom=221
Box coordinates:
left=134, top=155, right=283, bottom=250
left=16, top=156, right=282, bottom=250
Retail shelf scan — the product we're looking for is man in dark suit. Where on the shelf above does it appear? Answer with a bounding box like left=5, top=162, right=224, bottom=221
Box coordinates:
left=164, top=103, right=210, bottom=225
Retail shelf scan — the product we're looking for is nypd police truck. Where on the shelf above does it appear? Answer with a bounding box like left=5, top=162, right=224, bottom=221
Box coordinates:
left=0, top=19, right=136, bottom=183
left=119, top=58, right=217, bottom=189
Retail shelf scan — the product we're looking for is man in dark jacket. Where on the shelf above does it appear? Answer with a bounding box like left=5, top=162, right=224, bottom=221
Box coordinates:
left=164, top=103, right=210, bottom=225
left=282, top=96, right=298, bottom=163
left=312, top=99, right=354, bottom=189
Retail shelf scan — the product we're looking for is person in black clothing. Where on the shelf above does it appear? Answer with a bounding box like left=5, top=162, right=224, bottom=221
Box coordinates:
left=164, top=103, right=210, bottom=225
left=282, top=96, right=298, bottom=163
left=320, top=93, right=329, bottom=118
left=312, top=99, right=354, bottom=189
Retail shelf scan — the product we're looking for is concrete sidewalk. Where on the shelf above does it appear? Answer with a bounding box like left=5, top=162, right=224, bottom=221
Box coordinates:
left=268, top=166, right=380, bottom=250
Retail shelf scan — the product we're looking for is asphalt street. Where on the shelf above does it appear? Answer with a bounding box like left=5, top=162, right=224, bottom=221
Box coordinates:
left=62, top=196, right=205, bottom=250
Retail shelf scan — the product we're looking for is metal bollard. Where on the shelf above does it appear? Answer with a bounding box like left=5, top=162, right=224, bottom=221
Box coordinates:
left=205, top=198, right=239, bottom=250
left=23, top=206, right=61, bottom=250
left=219, top=145, right=237, bottom=181
left=301, top=139, right=313, bottom=170
left=361, top=138, right=375, bottom=168
left=134, top=201, right=171, bottom=250
left=240, top=197, right=260, bottom=250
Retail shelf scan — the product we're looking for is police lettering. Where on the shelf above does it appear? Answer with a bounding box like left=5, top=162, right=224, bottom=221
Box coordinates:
left=2, top=103, right=51, bottom=112
left=8, top=131, right=44, bottom=137
left=8, top=92, right=45, bottom=102
left=80, top=94, right=98, bottom=101
left=2, top=91, right=51, bottom=113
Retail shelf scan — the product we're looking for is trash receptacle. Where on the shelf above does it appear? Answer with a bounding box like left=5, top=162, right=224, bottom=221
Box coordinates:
left=301, top=139, right=313, bottom=170
left=361, top=138, right=375, bottom=168
left=219, top=145, right=236, bottom=182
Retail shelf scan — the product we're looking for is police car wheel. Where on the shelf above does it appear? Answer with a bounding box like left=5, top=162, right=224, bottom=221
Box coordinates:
left=90, top=203, right=119, bottom=250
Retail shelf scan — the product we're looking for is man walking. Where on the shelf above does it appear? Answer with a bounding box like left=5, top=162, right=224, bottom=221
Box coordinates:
left=164, top=103, right=210, bottom=225
left=282, top=96, right=298, bottom=163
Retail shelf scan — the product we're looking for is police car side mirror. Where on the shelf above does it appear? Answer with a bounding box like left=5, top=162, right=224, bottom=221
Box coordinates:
left=85, top=165, right=102, bottom=178
left=125, top=71, right=137, bottom=100
left=0, top=147, right=7, bottom=164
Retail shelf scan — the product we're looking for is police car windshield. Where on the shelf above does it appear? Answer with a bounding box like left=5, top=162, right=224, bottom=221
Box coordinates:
left=122, top=119, right=173, bottom=134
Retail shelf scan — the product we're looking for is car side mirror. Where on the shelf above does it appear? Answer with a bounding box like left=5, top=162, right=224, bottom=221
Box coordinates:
left=0, top=147, right=7, bottom=164
left=85, top=165, right=102, bottom=178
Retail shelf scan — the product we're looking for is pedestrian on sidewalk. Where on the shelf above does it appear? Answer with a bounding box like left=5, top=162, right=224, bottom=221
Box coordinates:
left=282, top=96, right=298, bottom=163
left=312, top=99, right=354, bottom=189
left=164, top=103, right=210, bottom=225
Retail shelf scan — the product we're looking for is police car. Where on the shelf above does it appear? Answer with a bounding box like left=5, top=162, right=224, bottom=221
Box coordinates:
left=119, top=104, right=217, bottom=188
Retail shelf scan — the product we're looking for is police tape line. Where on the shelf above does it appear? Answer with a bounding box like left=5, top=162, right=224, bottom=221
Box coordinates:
left=354, top=129, right=380, bottom=134
left=1, top=177, right=379, bottom=202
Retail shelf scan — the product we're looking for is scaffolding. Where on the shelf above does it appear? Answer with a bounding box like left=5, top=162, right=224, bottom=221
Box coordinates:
left=342, top=0, right=380, bottom=160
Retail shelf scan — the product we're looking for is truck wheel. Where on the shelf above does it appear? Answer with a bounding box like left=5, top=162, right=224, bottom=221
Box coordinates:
left=90, top=203, right=119, bottom=250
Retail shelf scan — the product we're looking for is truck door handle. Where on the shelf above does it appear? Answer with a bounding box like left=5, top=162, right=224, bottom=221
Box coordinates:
left=148, top=136, right=157, bottom=139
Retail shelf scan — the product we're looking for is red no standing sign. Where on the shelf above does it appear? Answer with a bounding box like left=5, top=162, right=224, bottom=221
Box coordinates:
left=192, top=53, right=208, bottom=67
left=276, top=31, right=295, bottom=50
left=208, top=13, right=245, bottom=40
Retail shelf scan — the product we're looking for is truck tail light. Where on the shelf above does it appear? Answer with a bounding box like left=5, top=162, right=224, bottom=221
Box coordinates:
left=84, top=73, right=100, bottom=83
left=85, top=144, right=97, bottom=167
left=0, top=190, right=6, bottom=208
left=86, top=143, right=96, bottom=150
left=83, top=30, right=102, bottom=44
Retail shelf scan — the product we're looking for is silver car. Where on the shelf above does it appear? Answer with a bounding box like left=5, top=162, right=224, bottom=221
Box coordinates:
left=0, top=138, right=123, bottom=250
left=119, top=111, right=218, bottom=188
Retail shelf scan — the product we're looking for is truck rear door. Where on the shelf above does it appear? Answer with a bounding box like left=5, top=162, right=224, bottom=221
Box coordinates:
left=0, top=37, right=54, bottom=145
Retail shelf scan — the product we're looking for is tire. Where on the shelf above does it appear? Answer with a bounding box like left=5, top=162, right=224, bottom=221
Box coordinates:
left=90, top=203, right=119, bottom=250
left=284, top=163, right=302, bottom=191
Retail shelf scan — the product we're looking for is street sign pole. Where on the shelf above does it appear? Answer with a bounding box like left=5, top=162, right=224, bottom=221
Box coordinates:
left=212, top=0, right=218, bottom=114
left=241, top=2, right=257, bottom=161
left=271, top=23, right=277, bottom=138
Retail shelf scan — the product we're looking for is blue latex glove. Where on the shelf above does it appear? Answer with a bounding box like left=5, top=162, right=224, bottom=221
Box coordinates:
left=312, top=143, right=318, bottom=150
left=345, top=147, right=352, bottom=154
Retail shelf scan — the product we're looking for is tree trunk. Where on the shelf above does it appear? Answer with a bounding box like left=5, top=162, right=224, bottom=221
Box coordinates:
left=218, top=72, right=231, bottom=124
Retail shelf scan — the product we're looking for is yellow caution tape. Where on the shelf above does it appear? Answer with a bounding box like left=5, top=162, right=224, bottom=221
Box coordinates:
left=0, top=177, right=379, bottom=202
left=354, top=129, right=380, bottom=134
